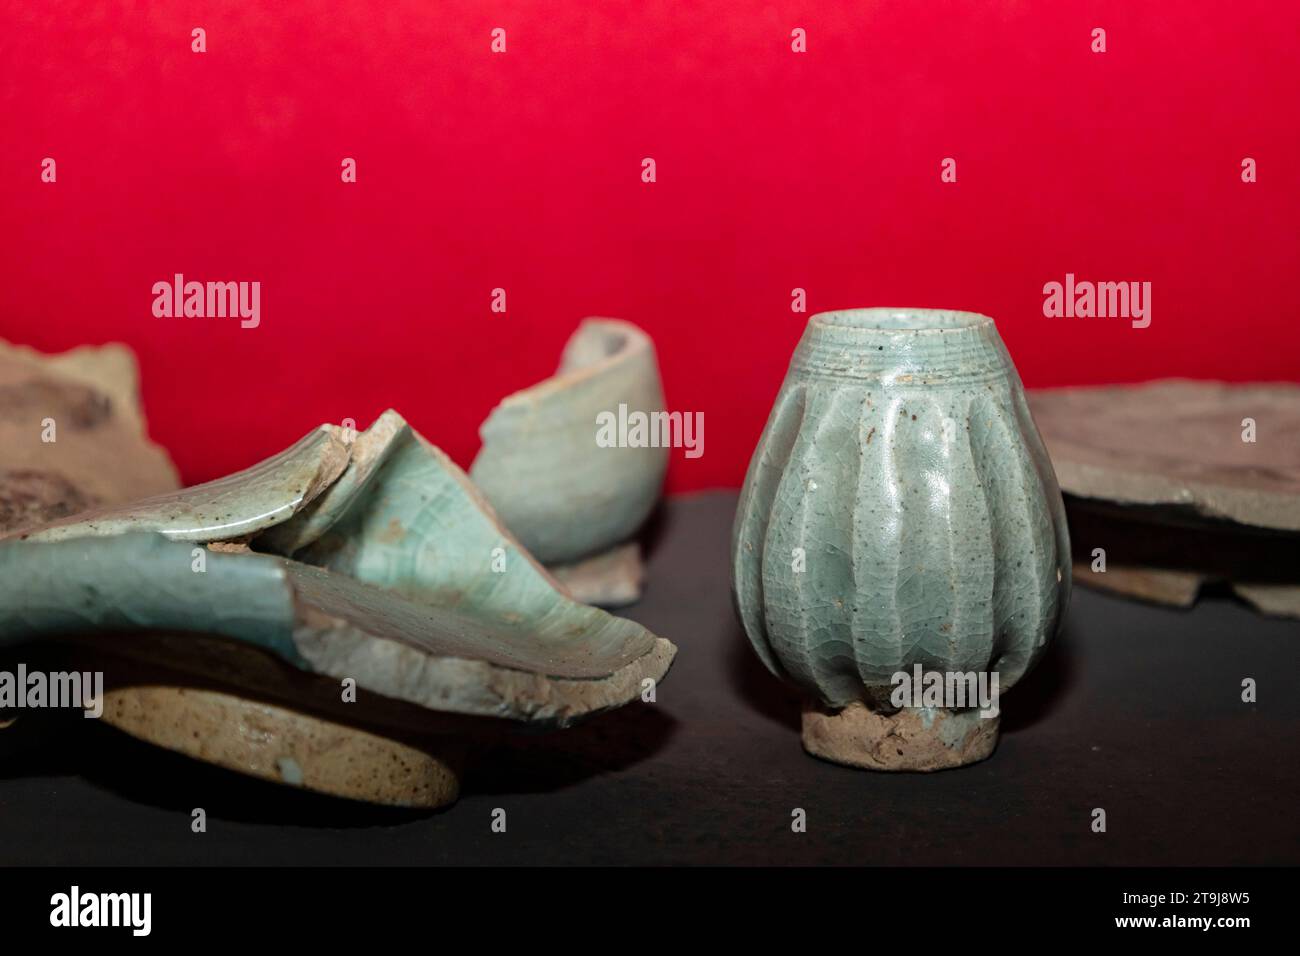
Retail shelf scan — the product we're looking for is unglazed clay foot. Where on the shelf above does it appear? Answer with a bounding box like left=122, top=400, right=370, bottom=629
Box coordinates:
left=801, top=701, right=999, bottom=772
left=103, top=685, right=462, bottom=808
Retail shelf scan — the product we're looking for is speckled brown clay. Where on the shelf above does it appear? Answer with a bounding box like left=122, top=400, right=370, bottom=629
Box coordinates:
left=801, top=701, right=999, bottom=772
left=103, top=685, right=462, bottom=808
left=1, top=356, right=676, bottom=807
left=549, top=542, right=644, bottom=607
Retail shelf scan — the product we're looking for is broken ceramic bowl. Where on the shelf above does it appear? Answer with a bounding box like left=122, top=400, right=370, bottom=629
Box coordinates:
left=0, top=410, right=675, bottom=806
left=1, top=531, right=672, bottom=723
left=471, top=319, right=668, bottom=605
left=732, top=308, right=1071, bottom=771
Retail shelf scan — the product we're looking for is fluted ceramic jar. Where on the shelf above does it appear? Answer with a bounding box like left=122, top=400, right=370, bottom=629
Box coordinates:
left=732, top=308, right=1070, bottom=770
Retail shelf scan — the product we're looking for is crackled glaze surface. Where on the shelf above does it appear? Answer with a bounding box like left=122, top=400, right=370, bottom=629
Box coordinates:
left=0, top=413, right=676, bottom=726
left=732, top=308, right=1070, bottom=710
left=16, top=427, right=350, bottom=544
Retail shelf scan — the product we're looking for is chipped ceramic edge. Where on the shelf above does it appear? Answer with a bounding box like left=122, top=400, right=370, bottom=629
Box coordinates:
left=258, top=411, right=407, bottom=555
left=1049, top=458, right=1300, bottom=533
left=0, top=338, right=182, bottom=493
left=470, top=318, right=668, bottom=566
left=1, top=339, right=154, bottom=438
left=13, top=426, right=350, bottom=543
left=1074, top=559, right=1300, bottom=619
left=0, top=533, right=675, bottom=725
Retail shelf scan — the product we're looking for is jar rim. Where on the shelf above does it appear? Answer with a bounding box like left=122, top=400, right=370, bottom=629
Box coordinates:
left=810, top=307, right=995, bottom=333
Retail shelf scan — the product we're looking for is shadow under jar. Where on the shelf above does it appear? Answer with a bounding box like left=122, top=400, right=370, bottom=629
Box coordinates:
left=731, top=308, right=1071, bottom=770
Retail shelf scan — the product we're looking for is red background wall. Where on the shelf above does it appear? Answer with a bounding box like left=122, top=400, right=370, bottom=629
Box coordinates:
left=2, top=1, right=1296, bottom=492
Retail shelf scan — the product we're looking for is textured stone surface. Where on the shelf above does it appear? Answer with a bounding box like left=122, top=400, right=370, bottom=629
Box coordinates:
left=0, top=339, right=179, bottom=529
left=733, top=309, right=1071, bottom=725
left=801, top=701, right=999, bottom=771
left=1029, top=380, right=1300, bottom=532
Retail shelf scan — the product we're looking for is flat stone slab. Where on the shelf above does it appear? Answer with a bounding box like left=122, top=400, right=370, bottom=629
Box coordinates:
left=1029, top=380, right=1300, bottom=532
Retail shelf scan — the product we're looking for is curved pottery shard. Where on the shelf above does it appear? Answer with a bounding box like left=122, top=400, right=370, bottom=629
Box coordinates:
left=0, top=411, right=675, bottom=806
left=0, top=339, right=179, bottom=529
left=470, top=319, right=668, bottom=603
left=0, top=533, right=671, bottom=724
left=732, top=308, right=1071, bottom=771
left=1, top=412, right=674, bottom=724
left=16, top=427, right=350, bottom=544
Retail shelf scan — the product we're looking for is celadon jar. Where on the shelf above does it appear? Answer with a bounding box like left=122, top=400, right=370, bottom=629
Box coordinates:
left=731, top=308, right=1070, bottom=770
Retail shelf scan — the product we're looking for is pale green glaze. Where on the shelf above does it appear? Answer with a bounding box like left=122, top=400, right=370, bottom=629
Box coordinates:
left=732, top=308, right=1070, bottom=709
left=0, top=413, right=676, bottom=724
left=0, top=533, right=669, bottom=723
left=18, top=427, right=349, bottom=543
left=0, top=533, right=301, bottom=662
left=470, top=319, right=667, bottom=565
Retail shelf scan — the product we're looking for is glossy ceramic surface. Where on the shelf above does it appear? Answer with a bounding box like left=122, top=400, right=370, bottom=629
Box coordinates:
left=732, top=308, right=1070, bottom=710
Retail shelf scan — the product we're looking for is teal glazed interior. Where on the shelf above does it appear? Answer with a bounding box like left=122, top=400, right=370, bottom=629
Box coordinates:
left=732, top=306, right=1071, bottom=711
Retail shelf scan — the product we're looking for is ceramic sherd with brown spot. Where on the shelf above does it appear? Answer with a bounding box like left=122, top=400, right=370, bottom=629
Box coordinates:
left=732, top=308, right=1071, bottom=770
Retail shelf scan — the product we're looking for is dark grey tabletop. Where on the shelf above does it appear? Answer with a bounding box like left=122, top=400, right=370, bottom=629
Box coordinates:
left=1, top=491, right=1296, bottom=866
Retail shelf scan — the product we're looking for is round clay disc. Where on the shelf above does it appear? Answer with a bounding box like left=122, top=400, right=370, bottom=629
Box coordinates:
left=102, top=685, right=461, bottom=808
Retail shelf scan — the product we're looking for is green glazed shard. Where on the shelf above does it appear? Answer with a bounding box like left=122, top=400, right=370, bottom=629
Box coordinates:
left=22, top=426, right=351, bottom=543
left=0, top=412, right=675, bottom=726
left=470, top=319, right=667, bottom=605
left=732, top=308, right=1070, bottom=770
left=0, top=533, right=668, bottom=725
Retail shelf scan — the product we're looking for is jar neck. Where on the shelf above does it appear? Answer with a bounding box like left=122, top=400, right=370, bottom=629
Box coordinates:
left=791, top=308, right=1013, bottom=386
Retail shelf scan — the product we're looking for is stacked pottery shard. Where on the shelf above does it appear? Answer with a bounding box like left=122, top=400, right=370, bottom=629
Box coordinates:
left=731, top=308, right=1071, bottom=771
left=0, top=337, right=676, bottom=809
left=0, top=415, right=677, bottom=806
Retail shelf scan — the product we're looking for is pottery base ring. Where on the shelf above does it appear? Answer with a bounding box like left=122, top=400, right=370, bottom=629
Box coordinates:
left=102, top=686, right=463, bottom=808
left=800, top=701, right=999, bottom=772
